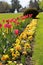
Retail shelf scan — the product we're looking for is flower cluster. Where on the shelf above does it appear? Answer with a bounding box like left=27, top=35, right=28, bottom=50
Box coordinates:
left=0, top=14, right=35, bottom=65
left=1, top=18, right=37, bottom=65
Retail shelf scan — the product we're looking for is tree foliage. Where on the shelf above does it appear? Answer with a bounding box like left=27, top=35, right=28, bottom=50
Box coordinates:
left=11, top=0, right=22, bottom=12
left=29, top=0, right=40, bottom=10
left=38, top=0, right=43, bottom=10
left=0, top=1, right=11, bottom=13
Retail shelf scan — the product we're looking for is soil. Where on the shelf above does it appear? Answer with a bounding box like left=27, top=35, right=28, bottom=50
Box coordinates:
left=24, top=40, right=34, bottom=65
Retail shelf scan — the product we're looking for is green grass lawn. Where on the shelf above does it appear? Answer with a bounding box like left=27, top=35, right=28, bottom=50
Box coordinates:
left=32, top=12, right=43, bottom=65
left=0, top=13, right=22, bottom=21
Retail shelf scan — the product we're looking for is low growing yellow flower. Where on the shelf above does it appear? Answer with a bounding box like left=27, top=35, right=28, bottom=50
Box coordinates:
left=12, top=53, right=17, bottom=58
left=28, top=26, right=32, bottom=30
left=15, top=45, right=21, bottom=51
left=27, top=30, right=34, bottom=36
left=28, top=35, right=33, bottom=41
left=8, top=61, right=12, bottom=64
left=10, top=48, right=14, bottom=53
left=1, top=54, right=9, bottom=61
left=16, top=39, right=20, bottom=44
left=22, top=33, right=27, bottom=39
left=22, top=51, right=27, bottom=55
left=15, top=51, right=20, bottom=57
left=24, top=43, right=31, bottom=49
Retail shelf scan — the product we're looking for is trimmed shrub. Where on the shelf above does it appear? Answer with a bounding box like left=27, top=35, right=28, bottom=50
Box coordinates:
left=23, top=8, right=39, bottom=18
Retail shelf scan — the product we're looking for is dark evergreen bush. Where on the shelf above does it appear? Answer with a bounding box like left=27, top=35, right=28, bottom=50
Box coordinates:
left=23, top=8, right=39, bottom=18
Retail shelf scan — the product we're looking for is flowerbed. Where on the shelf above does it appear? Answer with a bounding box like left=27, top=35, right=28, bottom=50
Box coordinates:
left=0, top=14, right=37, bottom=65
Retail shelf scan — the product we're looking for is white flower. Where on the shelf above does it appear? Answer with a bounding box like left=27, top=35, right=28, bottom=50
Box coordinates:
left=14, top=61, right=17, bottom=64
left=2, top=32, right=4, bottom=35
left=6, top=41, right=9, bottom=43
left=19, top=63, right=23, bottom=65
left=17, top=64, right=19, bottom=65
left=21, top=40, right=26, bottom=43
left=3, top=49, right=6, bottom=53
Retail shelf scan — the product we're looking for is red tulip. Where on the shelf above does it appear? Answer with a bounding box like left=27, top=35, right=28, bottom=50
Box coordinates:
left=25, top=15, right=29, bottom=18
left=2, top=19, right=5, bottom=22
left=15, top=20, right=20, bottom=25
left=13, top=19, right=20, bottom=25
left=9, top=18, right=14, bottom=23
left=14, top=29, right=19, bottom=35
left=29, top=14, right=33, bottom=18
left=6, top=19, right=9, bottom=24
left=20, top=16, right=23, bottom=18
left=16, top=17, right=19, bottom=20
left=0, top=24, right=2, bottom=28
left=21, top=16, right=26, bottom=20
left=13, top=19, right=16, bottom=23
left=21, top=15, right=29, bottom=20
left=4, top=23, right=12, bottom=28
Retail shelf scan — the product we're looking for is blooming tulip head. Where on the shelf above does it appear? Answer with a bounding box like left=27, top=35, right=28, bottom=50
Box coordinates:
left=29, top=14, right=33, bottom=18
left=9, top=18, right=14, bottom=23
left=0, top=24, right=2, bottom=28
left=6, top=19, right=9, bottom=24
left=2, top=19, right=5, bottom=23
left=4, top=23, right=12, bottom=28
left=14, top=29, right=19, bottom=35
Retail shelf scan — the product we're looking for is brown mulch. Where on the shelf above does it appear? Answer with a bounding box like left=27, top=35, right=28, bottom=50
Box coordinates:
left=24, top=40, right=34, bottom=65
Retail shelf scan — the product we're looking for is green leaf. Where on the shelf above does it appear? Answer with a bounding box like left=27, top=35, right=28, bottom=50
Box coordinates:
left=21, top=55, right=26, bottom=65
left=8, top=62, right=16, bottom=65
